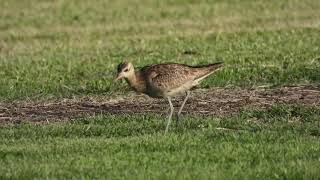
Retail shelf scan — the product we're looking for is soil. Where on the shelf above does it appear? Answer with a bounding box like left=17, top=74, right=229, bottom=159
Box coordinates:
left=0, top=85, right=319, bottom=124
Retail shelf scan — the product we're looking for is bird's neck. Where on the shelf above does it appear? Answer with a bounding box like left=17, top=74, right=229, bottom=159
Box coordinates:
left=125, top=71, right=146, bottom=93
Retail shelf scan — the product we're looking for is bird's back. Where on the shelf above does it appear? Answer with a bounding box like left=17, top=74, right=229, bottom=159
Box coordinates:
left=139, top=62, right=223, bottom=97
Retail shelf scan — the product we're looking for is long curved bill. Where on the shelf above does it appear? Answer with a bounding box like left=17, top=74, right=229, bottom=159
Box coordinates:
left=113, top=74, right=122, bottom=82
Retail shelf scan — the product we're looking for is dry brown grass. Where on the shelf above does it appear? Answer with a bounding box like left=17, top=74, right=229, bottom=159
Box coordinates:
left=1, top=85, right=319, bottom=124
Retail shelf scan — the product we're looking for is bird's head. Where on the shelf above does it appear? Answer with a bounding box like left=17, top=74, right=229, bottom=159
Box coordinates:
left=114, top=60, right=135, bottom=82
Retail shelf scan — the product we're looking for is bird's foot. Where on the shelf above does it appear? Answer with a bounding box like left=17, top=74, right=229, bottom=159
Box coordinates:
left=175, top=114, right=183, bottom=128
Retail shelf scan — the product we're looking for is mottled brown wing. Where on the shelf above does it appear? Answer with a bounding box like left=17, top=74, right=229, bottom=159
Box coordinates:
left=143, top=64, right=196, bottom=91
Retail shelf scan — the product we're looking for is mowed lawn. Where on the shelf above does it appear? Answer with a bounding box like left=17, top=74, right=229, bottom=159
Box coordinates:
left=0, top=0, right=320, bottom=179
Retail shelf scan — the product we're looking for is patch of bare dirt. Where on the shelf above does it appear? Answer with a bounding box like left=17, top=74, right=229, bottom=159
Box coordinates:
left=0, top=85, right=319, bottom=124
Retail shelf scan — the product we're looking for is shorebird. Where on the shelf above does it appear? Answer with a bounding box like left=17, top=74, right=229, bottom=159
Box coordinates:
left=114, top=60, right=223, bottom=134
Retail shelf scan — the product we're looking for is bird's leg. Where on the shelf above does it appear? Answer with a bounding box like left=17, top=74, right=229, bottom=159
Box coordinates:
left=165, top=97, right=174, bottom=135
left=165, top=107, right=171, bottom=120
left=176, top=91, right=191, bottom=126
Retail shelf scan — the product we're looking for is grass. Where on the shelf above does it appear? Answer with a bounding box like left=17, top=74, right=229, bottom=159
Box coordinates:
left=1, top=0, right=320, bottom=100
left=1, top=105, right=320, bottom=179
left=1, top=0, right=320, bottom=179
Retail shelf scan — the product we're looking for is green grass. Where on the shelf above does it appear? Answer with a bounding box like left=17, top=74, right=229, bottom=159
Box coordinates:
left=1, top=105, right=319, bottom=179
left=1, top=0, right=320, bottom=100
left=1, top=0, right=320, bottom=179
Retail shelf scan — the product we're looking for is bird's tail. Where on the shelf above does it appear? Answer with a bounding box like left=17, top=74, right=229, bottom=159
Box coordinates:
left=191, top=62, right=224, bottom=81
left=192, top=62, right=224, bottom=71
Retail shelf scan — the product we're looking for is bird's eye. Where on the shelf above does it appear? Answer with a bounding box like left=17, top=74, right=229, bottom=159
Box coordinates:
left=124, top=69, right=129, bottom=72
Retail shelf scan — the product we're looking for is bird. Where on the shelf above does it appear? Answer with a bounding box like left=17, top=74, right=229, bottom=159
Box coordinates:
left=114, top=60, right=223, bottom=134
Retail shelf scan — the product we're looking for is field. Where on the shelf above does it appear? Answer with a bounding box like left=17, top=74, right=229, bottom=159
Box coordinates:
left=1, top=0, right=320, bottom=179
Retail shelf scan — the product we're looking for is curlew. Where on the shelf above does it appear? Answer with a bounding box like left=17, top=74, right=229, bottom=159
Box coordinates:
left=114, top=60, right=223, bottom=134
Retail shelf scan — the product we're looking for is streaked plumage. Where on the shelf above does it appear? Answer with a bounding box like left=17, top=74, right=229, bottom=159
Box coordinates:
left=114, top=61, right=223, bottom=134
